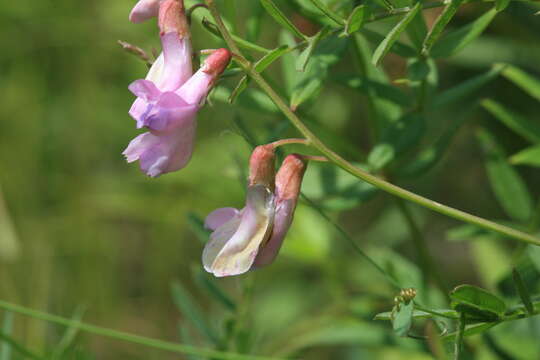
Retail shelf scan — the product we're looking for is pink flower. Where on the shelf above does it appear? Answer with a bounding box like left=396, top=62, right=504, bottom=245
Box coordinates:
left=203, top=147, right=307, bottom=277
left=129, top=0, right=163, bottom=23
left=123, top=48, right=231, bottom=177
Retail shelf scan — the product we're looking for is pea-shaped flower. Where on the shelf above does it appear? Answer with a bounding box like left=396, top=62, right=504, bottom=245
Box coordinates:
left=129, top=0, right=164, bottom=23
left=123, top=48, right=231, bottom=177
left=203, top=146, right=307, bottom=277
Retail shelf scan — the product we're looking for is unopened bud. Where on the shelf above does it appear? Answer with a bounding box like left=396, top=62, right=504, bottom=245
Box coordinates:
left=202, top=48, right=232, bottom=78
left=158, top=0, right=190, bottom=38
left=248, top=145, right=275, bottom=189
left=275, top=154, right=307, bottom=202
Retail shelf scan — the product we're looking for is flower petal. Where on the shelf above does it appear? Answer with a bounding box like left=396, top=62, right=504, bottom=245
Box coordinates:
left=203, top=185, right=275, bottom=277
left=205, top=208, right=240, bottom=231
left=129, top=0, right=162, bottom=23
left=129, top=79, right=161, bottom=101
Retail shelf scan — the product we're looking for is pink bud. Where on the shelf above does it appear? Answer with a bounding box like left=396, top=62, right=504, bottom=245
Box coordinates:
left=202, top=48, right=232, bottom=78
left=248, top=145, right=275, bottom=189
left=158, top=0, right=189, bottom=38
left=253, top=154, right=307, bottom=267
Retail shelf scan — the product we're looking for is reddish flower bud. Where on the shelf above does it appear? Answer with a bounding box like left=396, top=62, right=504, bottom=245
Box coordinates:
left=248, top=145, right=276, bottom=189
left=202, top=48, right=232, bottom=78
left=158, top=0, right=190, bottom=38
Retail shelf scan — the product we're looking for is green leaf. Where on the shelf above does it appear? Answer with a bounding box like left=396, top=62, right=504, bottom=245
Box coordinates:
left=477, top=129, right=533, bottom=222
left=510, top=145, right=540, bottom=167
left=230, top=45, right=289, bottom=103
left=431, top=64, right=504, bottom=109
left=377, top=112, right=426, bottom=159
left=201, top=18, right=270, bottom=54
left=527, top=245, right=540, bottom=273
left=260, top=0, right=307, bottom=40
left=290, top=36, right=347, bottom=110
left=301, top=162, right=377, bottom=211
left=431, top=8, right=498, bottom=58
left=512, top=268, right=534, bottom=315
left=450, top=285, right=506, bottom=321
left=51, top=306, right=86, bottom=359
left=170, top=281, right=220, bottom=345
left=340, top=75, right=412, bottom=107
left=307, top=0, right=345, bottom=26
left=422, top=0, right=465, bottom=55
left=375, top=309, right=459, bottom=321
left=368, top=144, right=395, bottom=170
left=495, top=0, right=511, bottom=12
left=362, top=29, right=417, bottom=59
left=372, top=2, right=422, bottom=65
left=481, top=99, right=540, bottom=143
left=501, top=64, right=540, bottom=102
left=406, top=10, right=428, bottom=51
left=344, top=5, right=366, bottom=35
left=392, top=301, right=414, bottom=337
left=296, top=28, right=328, bottom=72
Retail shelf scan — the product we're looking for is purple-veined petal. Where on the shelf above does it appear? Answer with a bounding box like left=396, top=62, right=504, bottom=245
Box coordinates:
left=129, top=80, right=161, bottom=101
left=123, top=132, right=161, bottom=163
left=205, top=208, right=240, bottom=231
left=203, top=185, right=275, bottom=277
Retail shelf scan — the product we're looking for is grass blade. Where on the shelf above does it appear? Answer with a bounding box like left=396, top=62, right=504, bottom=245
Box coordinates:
left=510, top=145, right=540, bottom=167
left=0, top=300, right=285, bottom=360
left=51, top=306, right=86, bottom=359
left=501, top=64, right=540, bottom=102
left=422, top=0, right=465, bottom=55
left=481, top=99, right=540, bottom=143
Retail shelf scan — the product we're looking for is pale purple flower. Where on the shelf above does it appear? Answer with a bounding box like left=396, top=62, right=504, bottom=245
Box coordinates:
left=203, top=147, right=307, bottom=277
left=123, top=48, right=231, bottom=177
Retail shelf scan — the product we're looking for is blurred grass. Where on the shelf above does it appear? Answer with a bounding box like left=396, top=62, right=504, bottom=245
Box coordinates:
left=0, top=0, right=539, bottom=359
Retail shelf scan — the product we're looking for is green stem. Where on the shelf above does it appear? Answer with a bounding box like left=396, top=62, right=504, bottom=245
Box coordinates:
left=454, top=313, right=466, bottom=360
left=0, top=300, right=285, bottom=360
left=395, top=199, right=448, bottom=295
left=205, top=0, right=540, bottom=247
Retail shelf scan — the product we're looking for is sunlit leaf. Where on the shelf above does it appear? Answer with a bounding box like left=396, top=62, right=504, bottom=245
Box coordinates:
left=510, top=145, right=540, bottom=167
left=296, top=28, right=329, bottom=72
left=512, top=268, right=534, bottom=315
left=344, top=5, right=366, bottom=35
left=372, top=2, right=422, bottom=65
left=495, top=0, right=511, bottom=12
left=362, top=29, right=417, bottom=59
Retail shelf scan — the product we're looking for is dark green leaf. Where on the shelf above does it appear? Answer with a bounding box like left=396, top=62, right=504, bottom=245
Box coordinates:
left=431, top=64, right=504, bottom=108
left=406, top=10, right=428, bottom=51
left=344, top=5, right=366, bottom=35
left=340, top=75, right=412, bottom=107
left=171, top=281, right=220, bottom=345
left=392, top=301, right=414, bottom=337
left=372, top=2, right=422, bottom=65
left=431, top=8, right=498, bottom=58
left=422, top=0, right=465, bottom=55
left=450, top=284, right=506, bottom=321
left=230, top=45, right=289, bottom=103
left=512, top=268, right=534, bottom=315
left=368, top=144, right=395, bottom=170
left=495, top=0, right=511, bottom=12
left=260, top=0, right=307, bottom=40
left=501, top=64, right=540, bottom=102
left=481, top=99, right=540, bottom=143
left=510, top=145, right=540, bottom=167
left=477, top=129, right=533, bottom=222
left=380, top=112, right=426, bottom=154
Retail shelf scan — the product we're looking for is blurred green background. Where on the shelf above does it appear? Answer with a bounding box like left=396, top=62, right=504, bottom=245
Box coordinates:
left=1, top=0, right=540, bottom=359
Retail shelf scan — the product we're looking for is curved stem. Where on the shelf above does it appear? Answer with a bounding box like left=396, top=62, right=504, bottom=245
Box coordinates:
left=204, top=0, right=540, bottom=247
left=270, top=138, right=310, bottom=148
left=298, top=155, right=329, bottom=162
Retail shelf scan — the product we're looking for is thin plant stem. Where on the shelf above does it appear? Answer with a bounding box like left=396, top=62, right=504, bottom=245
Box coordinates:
left=298, top=155, right=328, bottom=162
left=270, top=138, right=309, bottom=148
left=454, top=313, right=466, bottom=360
left=395, top=198, right=448, bottom=296
left=205, top=0, right=540, bottom=247
left=0, top=300, right=286, bottom=360
left=300, top=194, right=402, bottom=289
